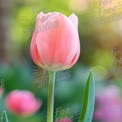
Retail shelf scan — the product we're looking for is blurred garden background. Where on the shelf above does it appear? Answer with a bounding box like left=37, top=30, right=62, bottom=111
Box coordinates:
left=0, top=0, right=122, bottom=122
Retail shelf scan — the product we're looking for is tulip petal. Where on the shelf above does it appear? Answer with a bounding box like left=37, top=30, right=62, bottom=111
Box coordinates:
left=69, top=13, right=78, bottom=29
left=70, top=43, right=80, bottom=66
left=36, top=12, right=45, bottom=32
left=30, top=33, right=41, bottom=64
left=30, top=31, right=46, bottom=69
left=36, top=13, right=80, bottom=71
left=30, top=12, right=46, bottom=68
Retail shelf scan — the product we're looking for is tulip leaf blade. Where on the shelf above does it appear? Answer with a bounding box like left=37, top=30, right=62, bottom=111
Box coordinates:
left=79, top=71, right=95, bottom=122
left=2, top=111, right=8, bottom=122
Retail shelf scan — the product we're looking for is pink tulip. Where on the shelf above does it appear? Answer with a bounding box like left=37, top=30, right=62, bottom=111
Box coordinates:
left=94, top=85, right=122, bottom=122
left=30, top=12, right=80, bottom=71
left=55, top=117, right=72, bottom=122
left=6, top=90, right=42, bottom=116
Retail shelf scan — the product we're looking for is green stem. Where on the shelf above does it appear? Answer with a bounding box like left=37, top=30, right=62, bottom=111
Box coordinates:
left=47, top=71, right=56, bottom=122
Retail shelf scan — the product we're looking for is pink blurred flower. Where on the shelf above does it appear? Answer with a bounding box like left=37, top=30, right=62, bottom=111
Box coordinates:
left=30, top=12, right=80, bottom=71
left=94, top=85, right=122, bottom=122
left=6, top=90, right=42, bottom=116
left=55, top=117, right=72, bottom=122
left=0, top=87, right=4, bottom=98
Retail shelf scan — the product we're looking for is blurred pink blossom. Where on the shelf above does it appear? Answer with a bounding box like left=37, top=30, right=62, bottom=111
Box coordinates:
left=94, top=85, right=122, bottom=122
left=55, top=118, right=72, bottom=122
left=6, top=90, right=42, bottom=116
left=0, top=87, right=4, bottom=98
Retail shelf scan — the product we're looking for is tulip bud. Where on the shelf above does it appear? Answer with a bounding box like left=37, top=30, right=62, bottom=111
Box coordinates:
left=30, top=12, right=80, bottom=71
left=5, top=90, right=42, bottom=116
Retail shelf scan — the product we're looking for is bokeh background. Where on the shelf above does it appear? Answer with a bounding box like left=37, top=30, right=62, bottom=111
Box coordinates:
left=0, top=0, right=122, bottom=122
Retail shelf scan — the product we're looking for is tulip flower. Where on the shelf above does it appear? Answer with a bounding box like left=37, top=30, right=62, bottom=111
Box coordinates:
left=30, top=12, right=80, bottom=122
left=94, top=85, right=122, bottom=122
left=30, top=12, right=80, bottom=71
left=5, top=90, right=42, bottom=116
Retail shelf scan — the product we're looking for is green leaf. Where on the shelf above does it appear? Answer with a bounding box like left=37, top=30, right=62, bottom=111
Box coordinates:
left=79, top=71, right=95, bottom=122
left=2, top=111, right=8, bottom=122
